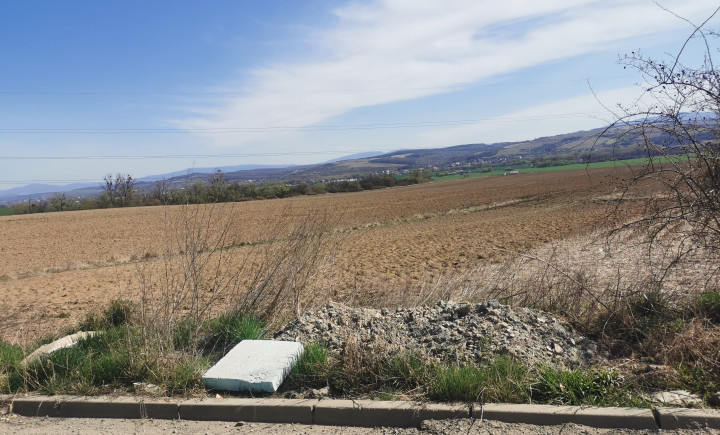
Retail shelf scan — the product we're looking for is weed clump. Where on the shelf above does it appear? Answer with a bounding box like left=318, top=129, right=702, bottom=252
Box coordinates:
left=532, top=367, right=646, bottom=407
left=429, top=357, right=529, bottom=403
left=79, top=299, right=135, bottom=330
left=200, top=311, right=266, bottom=357
left=697, top=290, right=720, bottom=322
left=284, top=342, right=334, bottom=391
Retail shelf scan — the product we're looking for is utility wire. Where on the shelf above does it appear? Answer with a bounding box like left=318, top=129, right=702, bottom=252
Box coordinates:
left=0, top=112, right=606, bottom=134
left=0, top=149, right=393, bottom=160
left=0, top=179, right=102, bottom=184
left=0, top=145, right=425, bottom=184
left=0, top=76, right=633, bottom=96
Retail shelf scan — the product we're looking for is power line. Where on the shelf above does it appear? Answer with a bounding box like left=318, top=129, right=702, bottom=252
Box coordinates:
left=0, top=112, right=607, bottom=134
left=0, top=146, right=401, bottom=186
left=0, top=179, right=102, bottom=185
left=0, top=149, right=392, bottom=160
left=0, top=146, right=405, bottom=184
left=0, top=76, right=633, bottom=96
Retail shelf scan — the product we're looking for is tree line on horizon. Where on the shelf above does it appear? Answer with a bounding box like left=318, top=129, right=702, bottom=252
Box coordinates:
left=4, top=169, right=433, bottom=215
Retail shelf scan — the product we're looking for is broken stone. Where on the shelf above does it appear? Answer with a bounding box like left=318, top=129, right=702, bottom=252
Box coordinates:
left=650, top=390, right=703, bottom=407
left=309, top=386, right=330, bottom=398
left=455, top=304, right=472, bottom=318
left=21, top=331, right=99, bottom=366
left=133, top=382, right=164, bottom=395
left=709, top=392, right=720, bottom=408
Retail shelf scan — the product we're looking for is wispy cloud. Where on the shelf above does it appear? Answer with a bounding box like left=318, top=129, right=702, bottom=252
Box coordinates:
left=178, top=0, right=714, bottom=149
left=415, top=85, right=645, bottom=146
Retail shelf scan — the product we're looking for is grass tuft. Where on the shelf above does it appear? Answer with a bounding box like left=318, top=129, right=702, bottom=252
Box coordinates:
left=697, top=290, right=720, bottom=322
left=533, top=366, right=647, bottom=407
left=284, top=342, right=334, bottom=391
left=79, top=299, right=134, bottom=330
left=429, top=356, right=529, bottom=403
left=200, top=311, right=266, bottom=357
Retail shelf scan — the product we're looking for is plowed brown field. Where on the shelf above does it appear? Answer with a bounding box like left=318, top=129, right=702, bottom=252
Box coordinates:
left=0, top=167, right=637, bottom=343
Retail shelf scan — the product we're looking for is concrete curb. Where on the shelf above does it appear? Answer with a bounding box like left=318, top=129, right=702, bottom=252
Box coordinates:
left=8, top=396, right=179, bottom=420
left=178, top=398, right=317, bottom=424
left=473, top=403, right=657, bottom=430
left=655, top=407, right=720, bottom=429
left=313, top=400, right=469, bottom=428
left=6, top=395, right=720, bottom=430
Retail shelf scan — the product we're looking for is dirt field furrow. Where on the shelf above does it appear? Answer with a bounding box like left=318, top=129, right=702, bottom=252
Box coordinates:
left=0, top=168, right=641, bottom=343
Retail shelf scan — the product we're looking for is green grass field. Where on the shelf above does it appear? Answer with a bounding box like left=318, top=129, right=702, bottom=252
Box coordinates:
left=0, top=207, right=15, bottom=216
left=432, top=157, right=654, bottom=181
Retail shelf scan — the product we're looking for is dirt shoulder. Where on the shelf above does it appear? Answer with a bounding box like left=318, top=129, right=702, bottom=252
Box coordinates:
left=1, top=414, right=717, bottom=435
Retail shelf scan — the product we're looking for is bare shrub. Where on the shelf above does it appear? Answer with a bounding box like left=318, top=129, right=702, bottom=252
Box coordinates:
left=572, top=9, right=720, bottom=382
left=665, top=318, right=720, bottom=381
left=236, top=206, right=341, bottom=323
left=598, top=8, right=720, bottom=281
left=132, top=202, right=340, bottom=353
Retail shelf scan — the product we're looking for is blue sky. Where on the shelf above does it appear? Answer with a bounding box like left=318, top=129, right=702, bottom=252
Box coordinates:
left=0, top=0, right=717, bottom=189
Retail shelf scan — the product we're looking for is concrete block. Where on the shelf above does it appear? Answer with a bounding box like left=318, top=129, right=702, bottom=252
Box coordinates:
left=202, top=340, right=304, bottom=393
left=473, top=404, right=657, bottom=429
left=11, top=396, right=63, bottom=417
left=656, top=407, right=720, bottom=429
left=178, top=398, right=317, bottom=423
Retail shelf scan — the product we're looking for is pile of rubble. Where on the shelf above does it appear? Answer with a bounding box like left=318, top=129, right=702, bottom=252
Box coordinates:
left=275, top=300, right=602, bottom=368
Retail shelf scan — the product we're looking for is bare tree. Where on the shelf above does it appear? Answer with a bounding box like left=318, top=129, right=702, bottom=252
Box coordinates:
left=605, top=7, right=720, bottom=280
left=49, top=193, right=68, bottom=212
left=207, top=169, right=229, bottom=203
left=149, top=177, right=171, bottom=205
left=100, top=173, right=135, bottom=207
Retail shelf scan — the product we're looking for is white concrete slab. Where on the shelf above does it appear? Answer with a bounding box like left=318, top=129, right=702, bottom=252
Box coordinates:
left=202, top=340, right=304, bottom=393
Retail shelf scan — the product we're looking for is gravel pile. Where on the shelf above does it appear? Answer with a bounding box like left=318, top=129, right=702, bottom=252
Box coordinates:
left=275, top=300, right=602, bottom=368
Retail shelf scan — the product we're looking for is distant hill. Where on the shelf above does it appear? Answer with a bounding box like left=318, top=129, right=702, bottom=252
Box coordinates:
left=1, top=120, right=714, bottom=204
left=204, top=120, right=712, bottom=184
left=321, top=151, right=384, bottom=163
left=0, top=182, right=97, bottom=197
left=0, top=182, right=101, bottom=203
left=138, top=164, right=294, bottom=182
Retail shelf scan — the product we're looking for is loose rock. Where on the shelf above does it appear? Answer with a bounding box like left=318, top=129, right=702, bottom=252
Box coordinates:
left=649, top=390, right=703, bottom=407
left=708, top=392, right=720, bottom=408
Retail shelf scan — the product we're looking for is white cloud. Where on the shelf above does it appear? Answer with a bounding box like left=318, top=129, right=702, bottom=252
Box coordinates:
left=177, top=0, right=716, bottom=150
